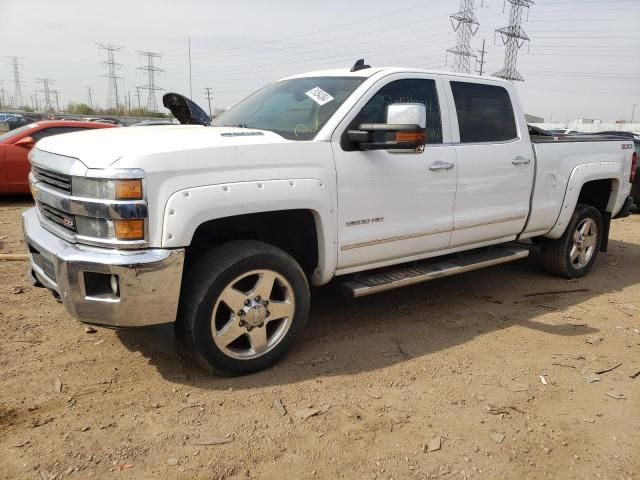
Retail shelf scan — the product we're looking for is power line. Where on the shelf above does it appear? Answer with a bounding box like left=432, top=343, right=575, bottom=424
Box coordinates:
left=97, top=43, right=123, bottom=113
left=447, top=0, right=479, bottom=73
left=493, top=0, right=534, bottom=82
left=137, top=51, right=164, bottom=112
left=7, top=56, right=24, bottom=108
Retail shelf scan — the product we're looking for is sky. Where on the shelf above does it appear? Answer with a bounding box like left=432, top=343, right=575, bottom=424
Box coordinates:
left=1, top=0, right=639, bottom=122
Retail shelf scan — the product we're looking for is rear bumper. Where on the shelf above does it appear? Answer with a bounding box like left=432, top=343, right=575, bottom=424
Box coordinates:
left=22, top=207, right=184, bottom=327
left=613, top=195, right=634, bottom=219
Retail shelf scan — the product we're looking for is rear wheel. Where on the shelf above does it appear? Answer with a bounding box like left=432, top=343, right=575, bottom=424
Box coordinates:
left=178, top=240, right=310, bottom=375
left=541, top=204, right=603, bottom=278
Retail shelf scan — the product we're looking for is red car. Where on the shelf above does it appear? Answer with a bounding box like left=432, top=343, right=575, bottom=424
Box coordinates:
left=0, top=121, right=116, bottom=194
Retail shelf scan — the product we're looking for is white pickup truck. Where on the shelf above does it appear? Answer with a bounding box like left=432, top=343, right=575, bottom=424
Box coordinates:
left=23, top=62, right=637, bottom=375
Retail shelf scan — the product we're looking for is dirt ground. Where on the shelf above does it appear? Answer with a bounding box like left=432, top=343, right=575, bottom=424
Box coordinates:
left=0, top=198, right=638, bottom=480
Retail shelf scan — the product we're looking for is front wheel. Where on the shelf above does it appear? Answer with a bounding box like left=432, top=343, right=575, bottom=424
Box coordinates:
left=541, top=204, right=603, bottom=278
left=178, top=240, right=310, bottom=375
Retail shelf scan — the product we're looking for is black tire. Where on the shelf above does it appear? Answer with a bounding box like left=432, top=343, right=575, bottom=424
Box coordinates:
left=177, top=240, right=310, bottom=376
left=541, top=204, right=603, bottom=278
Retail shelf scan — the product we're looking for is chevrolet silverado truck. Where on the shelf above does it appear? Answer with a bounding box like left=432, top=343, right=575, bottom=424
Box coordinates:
left=23, top=63, right=637, bottom=375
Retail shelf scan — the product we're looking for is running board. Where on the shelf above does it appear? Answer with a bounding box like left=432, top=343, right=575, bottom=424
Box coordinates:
left=341, top=246, right=529, bottom=298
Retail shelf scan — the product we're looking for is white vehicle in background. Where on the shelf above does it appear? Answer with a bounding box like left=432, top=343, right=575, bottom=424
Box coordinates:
left=547, top=128, right=578, bottom=135
left=23, top=61, right=636, bottom=375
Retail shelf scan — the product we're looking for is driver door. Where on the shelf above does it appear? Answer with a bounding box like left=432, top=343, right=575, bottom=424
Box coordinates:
left=332, top=76, right=457, bottom=272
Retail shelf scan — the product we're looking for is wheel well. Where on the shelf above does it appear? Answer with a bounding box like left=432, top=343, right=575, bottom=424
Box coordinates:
left=186, top=210, right=319, bottom=276
left=577, top=179, right=614, bottom=252
left=577, top=179, right=612, bottom=212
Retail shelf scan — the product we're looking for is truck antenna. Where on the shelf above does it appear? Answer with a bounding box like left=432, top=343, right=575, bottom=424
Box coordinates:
left=350, top=59, right=371, bottom=72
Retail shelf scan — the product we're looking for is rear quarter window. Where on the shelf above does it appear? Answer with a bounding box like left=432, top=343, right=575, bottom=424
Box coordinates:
left=451, top=81, right=518, bottom=143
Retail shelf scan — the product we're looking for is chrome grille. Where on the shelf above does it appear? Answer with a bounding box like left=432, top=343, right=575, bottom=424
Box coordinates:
left=32, top=165, right=72, bottom=193
left=37, top=201, right=76, bottom=232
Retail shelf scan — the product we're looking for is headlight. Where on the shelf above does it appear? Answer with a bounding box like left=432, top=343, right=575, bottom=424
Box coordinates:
left=72, top=177, right=143, bottom=200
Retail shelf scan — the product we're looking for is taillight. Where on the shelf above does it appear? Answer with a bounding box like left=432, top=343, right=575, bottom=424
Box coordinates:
left=631, top=151, right=638, bottom=183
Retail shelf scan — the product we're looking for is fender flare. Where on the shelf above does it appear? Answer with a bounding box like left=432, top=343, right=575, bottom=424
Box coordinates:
left=161, top=179, right=337, bottom=285
left=545, top=162, right=621, bottom=239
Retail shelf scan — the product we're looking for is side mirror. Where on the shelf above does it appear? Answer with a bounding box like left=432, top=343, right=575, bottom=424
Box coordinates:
left=14, top=136, right=35, bottom=149
left=162, top=92, right=211, bottom=125
left=347, top=103, right=426, bottom=151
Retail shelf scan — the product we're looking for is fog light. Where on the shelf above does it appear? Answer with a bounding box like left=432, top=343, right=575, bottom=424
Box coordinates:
left=110, top=274, right=119, bottom=296
left=113, top=219, right=144, bottom=240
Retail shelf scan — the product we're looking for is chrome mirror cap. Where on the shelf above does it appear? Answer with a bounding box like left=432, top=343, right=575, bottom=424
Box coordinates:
left=386, top=103, right=426, bottom=128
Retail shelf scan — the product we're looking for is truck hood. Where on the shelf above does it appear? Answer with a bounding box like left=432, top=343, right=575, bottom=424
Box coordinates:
left=35, top=125, right=289, bottom=169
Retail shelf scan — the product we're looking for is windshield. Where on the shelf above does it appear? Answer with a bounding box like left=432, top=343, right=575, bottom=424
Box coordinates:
left=213, top=76, right=365, bottom=140
left=0, top=124, right=37, bottom=143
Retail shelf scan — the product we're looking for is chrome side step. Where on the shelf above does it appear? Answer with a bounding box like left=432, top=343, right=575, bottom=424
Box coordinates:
left=341, top=246, right=529, bottom=298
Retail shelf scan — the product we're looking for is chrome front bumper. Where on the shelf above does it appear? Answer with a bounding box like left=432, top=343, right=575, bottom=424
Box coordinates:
left=22, top=207, right=184, bottom=327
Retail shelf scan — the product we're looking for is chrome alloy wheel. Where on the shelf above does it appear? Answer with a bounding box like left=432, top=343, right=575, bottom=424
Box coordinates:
left=570, top=218, right=598, bottom=268
left=211, top=270, right=295, bottom=360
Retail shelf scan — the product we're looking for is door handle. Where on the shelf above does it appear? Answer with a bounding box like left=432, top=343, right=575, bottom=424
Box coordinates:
left=512, top=155, right=531, bottom=165
left=429, top=161, right=454, bottom=171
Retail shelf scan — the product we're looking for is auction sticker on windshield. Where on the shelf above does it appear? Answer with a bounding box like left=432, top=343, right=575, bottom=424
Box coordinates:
left=305, top=87, right=334, bottom=106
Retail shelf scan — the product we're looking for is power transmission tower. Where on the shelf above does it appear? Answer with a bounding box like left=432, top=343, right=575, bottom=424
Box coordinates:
left=7, top=56, right=24, bottom=107
left=37, top=78, right=55, bottom=112
left=87, top=86, right=94, bottom=109
left=204, top=87, right=213, bottom=117
left=135, top=86, right=142, bottom=110
left=97, top=43, right=123, bottom=113
left=446, top=0, right=479, bottom=74
left=492, top=0, right=534, bottom=82
left=475, top=39, right=487, bottom=75
left=137, top=51, right=164, bottom=112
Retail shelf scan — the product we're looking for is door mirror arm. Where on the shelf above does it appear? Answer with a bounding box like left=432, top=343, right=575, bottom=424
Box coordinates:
left=14, top=136, right=35, bottom=149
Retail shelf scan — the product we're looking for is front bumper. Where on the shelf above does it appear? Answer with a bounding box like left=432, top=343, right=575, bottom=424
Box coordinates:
left=22, top=207, right=184, bottom=327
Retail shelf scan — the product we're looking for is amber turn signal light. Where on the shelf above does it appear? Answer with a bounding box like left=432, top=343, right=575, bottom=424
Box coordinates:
left=114, top=219, right=145, bottom=240
left=115, top=179, right=143, bottom=200
left=395, top=132, right=426, bottom=143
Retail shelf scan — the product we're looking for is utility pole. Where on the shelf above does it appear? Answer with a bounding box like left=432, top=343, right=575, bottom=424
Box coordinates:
left=127, top=91, right=131, bottom=114
left=476, top=39, right=487, bottom=76
left=492, top=0, right=534, bottom=82
left=188, top=36, right=193, bottom=99
left=632, top=104, right=636, bottom=123
left=446, top=0, right=479, bottom=73
left=53, top=90, right=60, bottom=112
left=0, top=81, right=5, bottom=109
left=204, top=87, right=213, bottom=117
left=135, top=86, right=142, bottom=110
left=97, top=43, right=123, bottom=114
left=87, top=86, right=94, bottom=109
left=36, top=78, right=55, bottom=112
left=33, top=91, right=39, bottom=111
left=137, top=50, right=164, bottom=112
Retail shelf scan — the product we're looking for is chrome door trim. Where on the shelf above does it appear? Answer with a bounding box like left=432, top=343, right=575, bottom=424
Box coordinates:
left=340, top=227, right=451, bottom=251
left=454, top=214, right=527, bottom=231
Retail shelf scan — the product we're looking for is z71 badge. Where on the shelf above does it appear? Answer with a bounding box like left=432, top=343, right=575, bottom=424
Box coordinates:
left=346, top=217, right=384, bottom=227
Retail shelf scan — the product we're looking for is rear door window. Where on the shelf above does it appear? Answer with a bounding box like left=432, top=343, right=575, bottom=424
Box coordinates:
left=450, top=82, right=518, bottom=143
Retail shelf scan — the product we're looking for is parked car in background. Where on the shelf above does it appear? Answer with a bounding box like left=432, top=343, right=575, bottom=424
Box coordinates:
left=0, top=120, right=116, bottom=194
left=0, top=113, right=19, bottom=122
left=6, top=115, right=35, bottom=131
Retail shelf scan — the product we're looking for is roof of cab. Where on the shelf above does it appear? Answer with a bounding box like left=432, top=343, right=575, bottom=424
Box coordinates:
left=282, top=66, right=508, bottom=84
